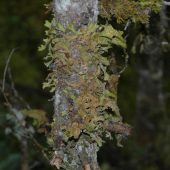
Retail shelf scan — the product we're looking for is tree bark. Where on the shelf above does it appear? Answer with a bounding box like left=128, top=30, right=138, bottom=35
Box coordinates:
left=51, top=0, right=100, bottom=169
left=136, top=6, right=166, bottom=142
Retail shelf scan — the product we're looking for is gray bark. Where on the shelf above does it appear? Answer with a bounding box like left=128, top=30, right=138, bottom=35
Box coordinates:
left=51, top=0, right=100, bottom=169
left=136, top=6, right=166, bottom=140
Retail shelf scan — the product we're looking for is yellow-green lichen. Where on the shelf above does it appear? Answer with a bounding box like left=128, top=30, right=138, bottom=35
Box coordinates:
left=99, top=0, right=162, bottom=23
left=39, top=19, right=127, bottom=146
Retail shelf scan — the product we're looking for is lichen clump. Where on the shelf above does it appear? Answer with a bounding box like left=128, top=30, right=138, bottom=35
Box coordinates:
left=100, top=0, right=161, bottom=23
left=39, top=0, right=162, bottom=168
left=40, top=19, right=127, bottom=147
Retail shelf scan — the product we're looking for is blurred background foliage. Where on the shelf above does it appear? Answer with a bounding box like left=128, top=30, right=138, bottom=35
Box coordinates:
left=0, top=1, right=170, bottom=170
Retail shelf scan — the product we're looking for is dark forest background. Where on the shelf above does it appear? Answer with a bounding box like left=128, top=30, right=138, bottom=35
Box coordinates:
left=0, top=1, right=170, bottom=170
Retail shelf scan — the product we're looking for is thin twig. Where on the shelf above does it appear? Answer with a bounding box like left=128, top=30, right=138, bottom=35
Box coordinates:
left=8, top=67, right=31, bottom=109
left=30, top=162, right=40, bottom=170
left=30, top=136, right=50, bottom=162
left=2, top=48, right=18, bottom=92
left=119, top=53, right=129, bottom=74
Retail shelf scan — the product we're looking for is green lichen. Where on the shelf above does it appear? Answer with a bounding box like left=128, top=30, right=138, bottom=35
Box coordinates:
left=99, top=0, right=162, bottom=23
left=40, top=19, right=127, bottom=147
left=39, top=0, right=162, bottom=169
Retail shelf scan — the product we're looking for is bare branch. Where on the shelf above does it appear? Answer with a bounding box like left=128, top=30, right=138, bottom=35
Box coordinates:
left=163, top=1, right=170, bottom=6
left=2, top=48, right=18, bottom=92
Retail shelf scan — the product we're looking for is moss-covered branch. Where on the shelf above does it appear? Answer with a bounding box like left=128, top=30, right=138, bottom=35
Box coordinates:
left=39, top=0, right=162, bottom=169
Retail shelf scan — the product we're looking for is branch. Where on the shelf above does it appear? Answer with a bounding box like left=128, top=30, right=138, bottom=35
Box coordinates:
left=2, top=48, right=18, bottom=92
left=163, top=1, right=170, bottom=6
left=107, top=122, right=132, bottom=136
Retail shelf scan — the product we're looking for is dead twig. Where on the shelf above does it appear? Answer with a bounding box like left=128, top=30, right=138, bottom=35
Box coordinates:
left=2, top=48, right=18, bottom=92
left=7, top=67, right=31, bottom=109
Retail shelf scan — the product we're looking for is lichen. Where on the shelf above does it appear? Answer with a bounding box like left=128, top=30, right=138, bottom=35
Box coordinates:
left=39, top=0, right=162, bottom=169
left=41, top=19, right=126, bottom=136
left=40, top=18, right=127, bottom=169
left=99, top=0, right=162, bottom=23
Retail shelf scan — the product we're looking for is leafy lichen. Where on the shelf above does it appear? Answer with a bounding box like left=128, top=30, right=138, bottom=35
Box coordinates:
left=39, top=0, right=162, bottom=169
left=40, top=19, right=127, bottom=140
left=39, top=18, right=128, bottom=169
left=99, top=0, right=162, bottom=23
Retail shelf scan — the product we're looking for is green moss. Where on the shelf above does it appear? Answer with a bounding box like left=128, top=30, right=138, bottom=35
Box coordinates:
left=100, top=0, right=161, bottom=23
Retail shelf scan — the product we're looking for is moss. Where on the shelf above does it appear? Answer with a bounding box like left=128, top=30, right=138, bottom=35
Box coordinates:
left=99, top=0, right=161, bottom=23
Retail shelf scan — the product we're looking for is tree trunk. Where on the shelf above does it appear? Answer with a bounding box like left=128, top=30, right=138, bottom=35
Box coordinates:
left=136, top=6, right=167, bottom=142
left=51, top=1, right=100, bottom=169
